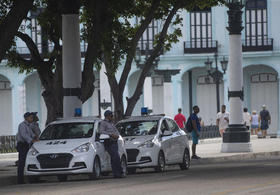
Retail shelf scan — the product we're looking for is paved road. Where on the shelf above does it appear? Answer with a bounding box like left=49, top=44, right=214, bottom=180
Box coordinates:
left=0, top=159, right=280, bottom=195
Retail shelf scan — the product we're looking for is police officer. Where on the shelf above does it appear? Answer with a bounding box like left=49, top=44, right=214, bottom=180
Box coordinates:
left=30, top=112, right=41, bottom=138
left=99, top=110, right=123, bottom=178
left=16, top=112, right=37, bottom=184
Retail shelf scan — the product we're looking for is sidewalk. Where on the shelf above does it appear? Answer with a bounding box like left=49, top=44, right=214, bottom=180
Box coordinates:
left=193, top=135, right=280, bottom=164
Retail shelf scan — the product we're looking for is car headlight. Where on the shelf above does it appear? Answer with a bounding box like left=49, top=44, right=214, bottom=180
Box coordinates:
left=29, top=146, right=39, bottom=156
left=71, top=142, right=91, bottom=153
left=138, top=140, right=154, bottom=148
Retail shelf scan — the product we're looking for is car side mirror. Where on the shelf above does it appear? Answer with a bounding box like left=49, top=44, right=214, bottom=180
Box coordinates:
left=162, top=130, right=172, bottom=136
left=99, top=134, right=110, bottom=140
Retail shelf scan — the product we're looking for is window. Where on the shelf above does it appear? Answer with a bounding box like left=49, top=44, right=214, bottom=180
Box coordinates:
left=245, top=0, right=268, bottom=46
left=190, top=7, right=212, bottom=48
left=137, top=18, right=158, bottom=52
left=160, top=120, right=169, bottom=133
left=116, top=120, right=158, bottom=137
left=166, top=119, right=179, bottom=132
left=251, top=73, right=277, bottom=83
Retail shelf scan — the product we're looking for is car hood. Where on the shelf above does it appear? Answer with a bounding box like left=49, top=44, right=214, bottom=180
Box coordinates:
left=123, top=135, right=155, bottom=148
left=32, top=139, right=91, bottom=153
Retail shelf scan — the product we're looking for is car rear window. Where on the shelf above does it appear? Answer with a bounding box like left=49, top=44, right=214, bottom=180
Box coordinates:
left=40, top=123, right=94, bottom=140
left=116, top=120, right=158, bottom=137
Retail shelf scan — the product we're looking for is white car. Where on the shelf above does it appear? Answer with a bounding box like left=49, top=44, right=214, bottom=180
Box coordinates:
left=25, top=117, right=127, bottom=182
left=116, top=115, right=190, bottom=173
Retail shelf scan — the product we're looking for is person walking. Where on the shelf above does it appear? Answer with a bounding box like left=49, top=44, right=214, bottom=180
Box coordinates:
left=99, top=110, right=123, bottom=178
left=251, top=110, right=259, bottom=135
left=243, top=108, right=251, bottom=131
left=30, top=112, right=41, bottom=138
left=190, top=106, right=201, bottom=159
left=259, top=105, right=271, bottom=138
left=174, top=108, right=186, bottom=130
left=216, top=105, right=229, bottom=137
left=16, top=112, right=37, bottom=184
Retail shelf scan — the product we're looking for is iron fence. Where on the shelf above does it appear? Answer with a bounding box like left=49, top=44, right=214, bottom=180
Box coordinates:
left=0, top=135, right=17, bottom=153
left=187, top=125, right=220, bottom=140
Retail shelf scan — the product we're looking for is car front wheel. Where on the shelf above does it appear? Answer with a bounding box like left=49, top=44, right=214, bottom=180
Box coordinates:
left=179, top=148, right=190, bottom=170
left=155, top=151, right=165, bottom=172
left=89, top=157, right=101, bottom=180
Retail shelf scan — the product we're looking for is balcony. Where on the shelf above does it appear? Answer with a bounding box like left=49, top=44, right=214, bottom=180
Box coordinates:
left=242, top=38, right=273, bottom=52
left=184, top=40, right=218, bottom=54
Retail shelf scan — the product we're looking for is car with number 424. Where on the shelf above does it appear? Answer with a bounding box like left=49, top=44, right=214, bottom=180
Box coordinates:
left=116, top=115, right=190, bottom=174
left=25, top=117, right=127, bottom=182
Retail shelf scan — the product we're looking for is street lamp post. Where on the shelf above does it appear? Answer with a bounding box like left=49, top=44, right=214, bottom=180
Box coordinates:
left=205, top=53, right=228, bottom=113
left=221, top=0, right=252, bottom=152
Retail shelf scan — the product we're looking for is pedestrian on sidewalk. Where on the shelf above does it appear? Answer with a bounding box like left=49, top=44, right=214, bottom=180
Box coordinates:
left=259, top=105, right=271, bottom=138
left=174, top=108, right=186, bottom=130
left=16, top=112, right=38, bottom=184
left=190, top=106, right=201, bottom=159
left=251, top=110, right=259, bottom=135
left=30, top=112, right=41, bottom=138
left=216, top=105, right=229, bottom=137
left=99, top=110, right=123, bottom=178
left=243, top=108, right=251, bottom=131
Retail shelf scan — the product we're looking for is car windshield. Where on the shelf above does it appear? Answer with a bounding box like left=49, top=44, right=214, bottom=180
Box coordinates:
left=40, top=123, right=94, bottom=140
left=116, top=120, right=158, bottom=137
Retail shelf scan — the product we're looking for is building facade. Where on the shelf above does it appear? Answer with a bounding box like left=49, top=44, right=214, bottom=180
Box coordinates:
left=1, top=0, right=280, bottom=136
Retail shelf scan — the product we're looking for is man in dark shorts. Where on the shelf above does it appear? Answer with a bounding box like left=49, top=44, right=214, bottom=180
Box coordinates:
left=259, top=105, right=271, bottom=138
left=190, top=106, right=201, bottom=159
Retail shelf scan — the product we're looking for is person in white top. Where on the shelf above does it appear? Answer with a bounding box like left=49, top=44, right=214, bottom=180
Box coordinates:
left=250, top=110, right=259, bottom=135
left=216, top=105, right=229, bottom=137
left=243, top=107, right=251, bottom=131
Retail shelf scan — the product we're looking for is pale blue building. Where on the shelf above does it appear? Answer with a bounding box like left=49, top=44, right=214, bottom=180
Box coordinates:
left=1, top=0, right=279, bottom=136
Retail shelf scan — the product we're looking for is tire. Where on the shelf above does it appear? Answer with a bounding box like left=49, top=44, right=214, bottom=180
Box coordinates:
left=179, top=149, right=190, bottom=170
left=127, top=168, right=137, bottom=174
left=57, top=175, right=67, bottom=182
left=89, top=157, right=101, bottom=180
left=155, top=151, right=165, bottom=172
left=27, top=176, right=39, bottom=183
left=120, top=155, right=127, bottom=178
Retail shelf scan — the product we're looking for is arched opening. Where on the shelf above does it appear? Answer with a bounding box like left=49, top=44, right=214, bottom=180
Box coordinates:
left=128, top=71, right=144, bottom=116
left=243, top=64, right=278, bottom=134
left=0, top=75, right=12, bottom=135
left=24, top=73, right=46, bottom=129
left=182, top=67, right=224, bottom=125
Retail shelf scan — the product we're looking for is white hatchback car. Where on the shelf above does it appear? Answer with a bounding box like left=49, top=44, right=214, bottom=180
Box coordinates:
left=116, top=115, right=190, bottom=173
left=25, top=117, right=127, bottom=182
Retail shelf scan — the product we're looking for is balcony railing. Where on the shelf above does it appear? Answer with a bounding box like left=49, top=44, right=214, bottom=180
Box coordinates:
left=184, top=40, right=218, bottom=54
left=13, top=42, right=88, bottom=58
left=242, top=38, right=273, bottom=52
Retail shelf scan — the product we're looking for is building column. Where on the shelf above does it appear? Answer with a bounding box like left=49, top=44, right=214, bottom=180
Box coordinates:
left=278, top=78, right=280, bottom=137
left=154, top=69, right=180, bottom=117
left=223, top=75, right=229, bottom=109
left=62, top=1, right=82, bottom=118
left=221, top=1, right=252, bottom=152
left=172, top=75, right=183, bottom=114
left=143, top=77, right=153, bottom=110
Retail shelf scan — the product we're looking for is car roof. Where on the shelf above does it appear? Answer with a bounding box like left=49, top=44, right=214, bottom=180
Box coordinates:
left=50, top=116, right=101, bottom=125
left=118, top=115, right=166, bottom=123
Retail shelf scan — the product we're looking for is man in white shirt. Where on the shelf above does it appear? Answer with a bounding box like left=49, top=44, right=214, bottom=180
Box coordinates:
left=242, top=107, right=251, bottom=131
left=216, top=105, right=229, bottom=137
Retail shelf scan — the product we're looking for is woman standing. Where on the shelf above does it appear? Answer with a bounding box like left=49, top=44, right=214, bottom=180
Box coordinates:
left=251, top=110, right=259, bottom=135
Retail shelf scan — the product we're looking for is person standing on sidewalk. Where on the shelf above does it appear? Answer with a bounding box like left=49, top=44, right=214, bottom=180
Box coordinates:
left=30, top=112, right=41, bottom=138
left=251, top=110, right=259, bottom=135
left=174, top=108, right=186, bottom=130
left=216, top=105, right=229, bottom=137
left=259, top=105, right=271, bottom=138
left=16, top=112, right=37, bottom=184
left=191, top=106, right=201, bottom=159
left=243, top=108, right=251, bottom=131
left=99, top=110, right=123, bottom=178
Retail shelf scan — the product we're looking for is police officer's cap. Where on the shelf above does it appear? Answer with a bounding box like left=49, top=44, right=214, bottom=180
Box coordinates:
left=24, top=112, right=32, bottom=118
left=104, top=110, right=113, bottom=117
left=31, top=112, right=38, bottom=116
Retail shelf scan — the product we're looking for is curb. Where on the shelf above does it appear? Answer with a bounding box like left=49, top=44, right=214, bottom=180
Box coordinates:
left=0, top=153, right=18, bottom=160
left=191, top=151, right=280, bottom=165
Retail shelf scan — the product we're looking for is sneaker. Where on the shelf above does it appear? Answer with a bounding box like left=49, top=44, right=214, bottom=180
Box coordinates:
left=191, top=155, right=201, bottom=160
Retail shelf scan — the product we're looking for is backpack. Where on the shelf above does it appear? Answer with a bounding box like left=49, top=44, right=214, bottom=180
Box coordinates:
left=185, top=116, right=193, bottom=132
